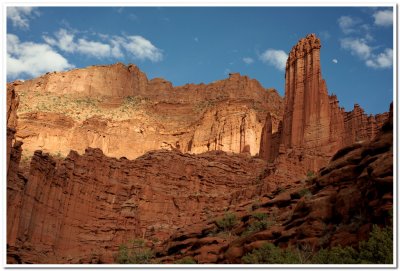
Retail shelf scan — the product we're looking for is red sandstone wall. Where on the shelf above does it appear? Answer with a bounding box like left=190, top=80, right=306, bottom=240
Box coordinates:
left=260, top=34, right=389, bottom=172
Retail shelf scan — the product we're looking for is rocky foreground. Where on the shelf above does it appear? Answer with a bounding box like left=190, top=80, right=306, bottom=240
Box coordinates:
left=6, top=34, right=392, bottom=264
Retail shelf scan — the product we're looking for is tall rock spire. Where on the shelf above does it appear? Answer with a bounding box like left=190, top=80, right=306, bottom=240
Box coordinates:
left=260, top=33, right=389, bottom=172
left=281, top=33, right=331, bottom=149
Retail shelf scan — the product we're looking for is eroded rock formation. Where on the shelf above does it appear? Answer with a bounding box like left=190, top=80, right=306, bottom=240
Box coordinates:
left=7, top=148, right=268, bottom=263
left=156, top=106, right=393, bottom=263
left=7, top=82, right=20, bottom=172
left=6, top=33, right=392, bottom=264
left=13, top=67, right=283, bottom=160
left=260, top=34, right=388, bottom=172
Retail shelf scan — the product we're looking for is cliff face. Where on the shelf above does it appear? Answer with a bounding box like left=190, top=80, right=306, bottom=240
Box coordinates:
left=281, top=33, right=330, bottom=149
left=13, top=67, right=283, bottom=160
left=7, top=148, right=268, bottom=263
left=260, top=34, right=388, bottom=172
left=7, top=84, right=26, bottom=262
left=157, top=108, right=393, bottom=263
left=7, top=33, right=392, bottom=264
left=16, top=63, right=148, bottom=97
left=7, top=83, right=20, bottom=172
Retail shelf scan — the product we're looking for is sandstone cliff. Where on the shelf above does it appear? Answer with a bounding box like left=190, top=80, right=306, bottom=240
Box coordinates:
left=7, top=82, right=19, bottom=172
left=156, top=105, right=393, bottom=263
left=7, top=148, right=269, bottom=263
left=260, top=34, right=388, bottom=173
left=6, top=33, right=392, bottom=264
left=13, top=67, right=283, bottom=160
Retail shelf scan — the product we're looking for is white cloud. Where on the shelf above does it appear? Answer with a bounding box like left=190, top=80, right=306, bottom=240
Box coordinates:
left=43, top=28, right=75, bottom=52
left=373, top=10, right=393, bottom=27
left=365, top=48, right=393, bottom=69
left=332, top=59, right=338, bottom=64
left=340, top=38, right=371, bottom=59
left=242, top=57, right=254, bottom=64
left=341, top=38, right=392, bottom=69
left=43, top=29, right=110, bottom=58
left=123, top=36, right=163, bottom=62
left=43, top=28, right=163, bottom=61
left=338, top=15, right=360, bottom=34
left=110, top=37, right=124, bottom=58
left=7, top=7, right=39, bottom=30
left=76, top=39, right=111, bottom=58
left=259, top=49, right=288, bottom=71
left=7, top=33, right=74, bottom=78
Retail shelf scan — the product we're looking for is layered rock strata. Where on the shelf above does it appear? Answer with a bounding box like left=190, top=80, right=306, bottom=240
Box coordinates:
left=12, top=69, right=283, bottom=159
left=260, top=34, right=388, bottom=172
left=157, top=106, right=393, bottom=263
left=7, top=147, right=269, bottom=263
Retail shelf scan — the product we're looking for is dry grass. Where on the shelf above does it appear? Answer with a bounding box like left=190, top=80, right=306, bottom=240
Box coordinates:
left=17, top=90, right=150, bottom=121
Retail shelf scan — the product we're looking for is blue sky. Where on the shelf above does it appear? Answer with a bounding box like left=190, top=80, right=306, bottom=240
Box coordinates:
left=6, top=6, right=394, bottom=114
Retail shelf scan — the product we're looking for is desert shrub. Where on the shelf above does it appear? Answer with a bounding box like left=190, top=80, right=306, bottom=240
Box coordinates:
left=252, top=212, right=267, bottom=220
left=313, top=225, right=393, bottom=264
left=242, top=225, right=392, bottom=264
left=311, top=246, right=359, bottom=264
left=298, top=188, right=312, bottom=198
left=194, top=100, right=215, bottom=112
left=123, top=96, right=141, bottom=107
left=242, top=242, right=300, bottom=264
left=174, top=257, right=197, bottom=264
left=306, top=170, right=315, bottom=178
left=216, top=212, right=237, bottom=232
left=358, top=225, right=393, bottom=264
left=242, top=213, right=270, bottom=236
left=115, top=239, right=153, bottom=264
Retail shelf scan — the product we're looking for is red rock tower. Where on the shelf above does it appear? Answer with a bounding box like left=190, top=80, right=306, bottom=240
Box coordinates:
left=281, top=33, right=331, bottom=149
left=260, top=33, right=389, bottom=172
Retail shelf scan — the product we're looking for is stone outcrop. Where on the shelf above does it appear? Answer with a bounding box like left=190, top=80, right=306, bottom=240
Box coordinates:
left=13, top=66, right=283, bottom=160
left=7, top=82, right=20, bottom=172
left=156, top=106, right=393, bottom=263
left=7, top=106, right=392, bottom=264
left=7, top=83, right=26, bottom=264
left=15, top=63, right=148, bottom=97
left=13, top=64, right=282, bottom=107
left=6, top=33, right=392, bottom=265
left=7, top=147, right=269, bottom=263
left=15, top=100, right=276, bottom=159
left=260, top=34, right=389, bottom=172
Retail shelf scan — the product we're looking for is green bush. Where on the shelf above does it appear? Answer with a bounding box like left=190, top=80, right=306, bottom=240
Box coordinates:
left=242, top=243, right=300, bottom=264
left=358, top=225, right=393, bottom=264
left=298, top=188, right=312, bottom=198
left=115, top=239, right=154, bottom=264
left=174, top=257, right=197, bottom=264
left=216, top=212, right=237, bottom=232
left=306, top=170, right=315, bottom=178
left=252, top=212, right=267, bottom=220
left=241, top=225, right=393, bottom=264
left=242, top=213, right=270, bottom=236
left=311, top=246, right=359, bottom=264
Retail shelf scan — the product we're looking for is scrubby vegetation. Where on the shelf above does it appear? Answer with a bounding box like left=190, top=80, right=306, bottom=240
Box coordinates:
left=216, top=212, right=237, bottom=232
left=194, top=100, right=215, bottom=113
left=242, top=212, right=271, bottom=236
left=174, top=257, right=197, bottom=264
left=242, top=225, right=393, bottom=264
left=115, top=239, right=154, bottom=264
left=242, top=242, right=300, bottom=264
left=298, top=188, right=312, bottom=198
left=18, top=90, right=149, bottom=121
